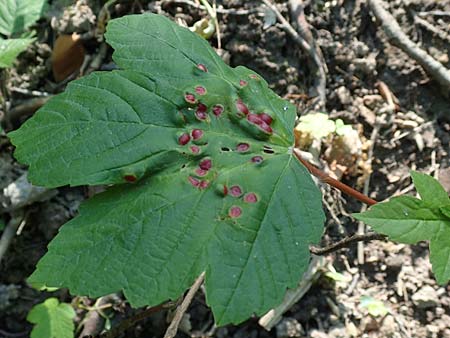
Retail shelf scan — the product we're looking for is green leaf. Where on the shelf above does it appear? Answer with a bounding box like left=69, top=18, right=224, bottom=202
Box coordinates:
left=354, top=171, right=450, bottom=284
left=27, top=298, right=75, bottom=338
left=296, top=113, right=335, bottom=139
left=411, top=171, right=449, bottom=206
left=0, top=0, right=47, bottom=36
left=10, top=13, right=325, bottom=325
left=360, top=296, right=389, bottom=317
left=334, top=119, right=353, bottom=136
left=0, top=37, right=34, bottom=68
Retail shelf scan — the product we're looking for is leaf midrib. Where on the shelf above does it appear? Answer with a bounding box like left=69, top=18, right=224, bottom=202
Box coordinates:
left=216, top=154, right=293, bottom=322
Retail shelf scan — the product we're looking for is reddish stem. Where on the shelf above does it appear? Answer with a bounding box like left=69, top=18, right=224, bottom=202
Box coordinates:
left=293, top=149, right=377, bottom=206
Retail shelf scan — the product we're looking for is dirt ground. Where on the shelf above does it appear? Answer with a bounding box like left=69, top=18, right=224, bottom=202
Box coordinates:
left=1, top=0, right=450, bottom=337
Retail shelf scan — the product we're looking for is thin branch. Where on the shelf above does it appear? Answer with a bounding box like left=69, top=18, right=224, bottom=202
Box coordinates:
left=292, top=148, right=377, bottom=206
left=6, top=96, right=51, bottom=125
left=414, top=14, right=450, bottom=44
left=162, top=0, right=257, bottom=15
left=368, top=0, right=450, bottom=95
left=261, top=0, right=327, bottom=110
left=288, top=0, right=327, bottom=110
left=164, top=272, right=206, bottom=338
left=310, top=233, right=387, bottom=255
left=0, top=212, right=25, bottom=264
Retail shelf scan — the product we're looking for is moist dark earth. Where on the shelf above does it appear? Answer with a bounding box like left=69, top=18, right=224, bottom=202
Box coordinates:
left=1, top=0, right=450, bottom=337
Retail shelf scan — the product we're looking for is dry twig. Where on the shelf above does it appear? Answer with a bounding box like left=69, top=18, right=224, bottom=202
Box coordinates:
left=310, top=232, right=387, bottom=256
left=163, top=272, right=206, bottom=338
left=261, top=0, right=327, bottom=111
left=258, top=255, right=326, bottom=330
left=414, top=14, right=450, bottom=44
left=0, top=212, right=24, bottom=264
left=356, top=81, right=393, bottom=264
left=162, top=0, right=257, bottom=15
left=368, top=0, right=450, bottom=95
left=288, top=0, right=327, bottom=110
left=6, top=96, right=51, bottom=126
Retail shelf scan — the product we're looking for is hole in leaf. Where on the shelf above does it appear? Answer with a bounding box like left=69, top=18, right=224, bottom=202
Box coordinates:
left=221, top=147, right=231, bottom=152
left=263, top=146, right=275, bottom=154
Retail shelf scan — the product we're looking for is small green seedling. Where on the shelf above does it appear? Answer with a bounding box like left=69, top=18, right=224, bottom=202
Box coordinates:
left=0, top=0, right=47, bottom=68
left=360, top=296, right=389, bottom=317
left=354, top=171, right=450, bottom=284
left=27, top=297, right=75, bottom=338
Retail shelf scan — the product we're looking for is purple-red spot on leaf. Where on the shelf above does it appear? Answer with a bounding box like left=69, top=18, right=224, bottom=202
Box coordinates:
left=230, top=185, right=243, bottom=197
left=249, top=74, right=258, bottom=79
left=239, top=80, right=248, bottom=86
left=124, top=175, right=137, bottom=182
left=185, top=93, right=196, bottom=104
left=188, top=176, right=200, bottom=187
left=199, top=180, right=210, bottom=189
left=229, top=206, right=242, bottom=218
left=247, top=114, right=273, bottom=134
left=191, top=129, right=204, bottom=140
left=196, top=103, right=208, bottom=120
left=178, top=133, right=191, bottom=145
left=236, top=99, right=249, bottom=115
left=244, top=193, right=258, bottom=203
left=212, top=104, right=224, bottom=116
left=236, top=143, right=250, bottom=152
left=259, top=113, right=273, bottom=125
left=197, top=64, right=208, bottom=72
left=199, top=158, right=212, bottom=170
left=195, top=168, right=208, bottom=177
left=251, top=156, right=263, bottom=163
left=195, top=86, right=206, bottom=95
left=215, top=184, right=228, bottom=196
left=247, top=113, right=262, bottom=124
left=190, top=145, right=200, bottom=154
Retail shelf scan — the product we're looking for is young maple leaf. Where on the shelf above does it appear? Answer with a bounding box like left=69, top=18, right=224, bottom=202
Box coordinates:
left=9, top=14, right=325, bottom=325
